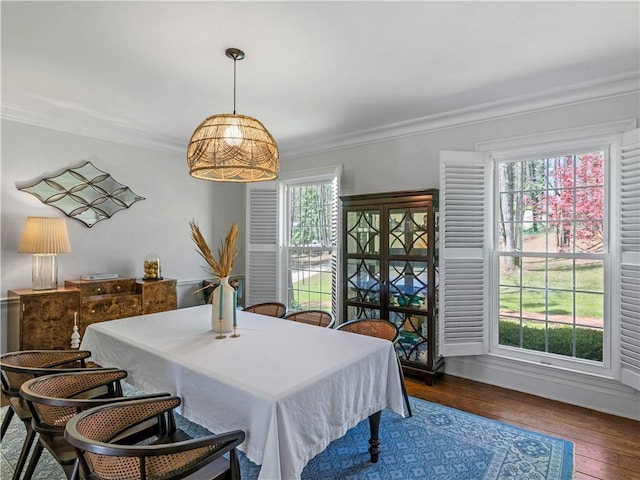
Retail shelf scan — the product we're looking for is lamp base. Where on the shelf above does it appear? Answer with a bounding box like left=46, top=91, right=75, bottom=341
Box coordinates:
left=32, top=254, right=58, bottom=290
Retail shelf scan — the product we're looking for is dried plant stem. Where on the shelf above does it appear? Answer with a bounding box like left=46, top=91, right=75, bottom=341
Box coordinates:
left=190, top=221, right=239, bottom=279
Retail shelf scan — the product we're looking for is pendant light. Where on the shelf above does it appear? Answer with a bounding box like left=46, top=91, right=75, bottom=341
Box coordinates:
left=187, top=48, right=279, bottom=182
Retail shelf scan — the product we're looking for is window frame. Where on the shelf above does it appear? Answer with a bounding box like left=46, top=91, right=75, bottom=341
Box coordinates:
left=276, top=165, right=342, bottom=315
left=475, top=121, right=636, bottom=379
left=490, top=145, right=612, bottom=376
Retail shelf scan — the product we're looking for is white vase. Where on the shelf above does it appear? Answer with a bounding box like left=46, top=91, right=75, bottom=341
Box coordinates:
left=211, top=277, right=235, bottom=333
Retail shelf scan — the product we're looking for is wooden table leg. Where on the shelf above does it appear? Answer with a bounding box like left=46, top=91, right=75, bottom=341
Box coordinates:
left=368, top=410, right=381, bottom=463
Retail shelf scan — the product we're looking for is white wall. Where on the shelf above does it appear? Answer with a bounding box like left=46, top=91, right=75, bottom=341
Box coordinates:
left=278, top=94, right=640, bottom=420
left=1, top=120, right=246, bottom=351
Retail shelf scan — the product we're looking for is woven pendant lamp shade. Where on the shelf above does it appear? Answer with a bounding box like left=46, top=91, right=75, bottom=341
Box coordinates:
left=188, top=113, right=279, bottom=182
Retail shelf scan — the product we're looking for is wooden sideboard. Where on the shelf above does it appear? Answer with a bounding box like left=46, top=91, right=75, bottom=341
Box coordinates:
left=7, top=277, right=177, bottom=351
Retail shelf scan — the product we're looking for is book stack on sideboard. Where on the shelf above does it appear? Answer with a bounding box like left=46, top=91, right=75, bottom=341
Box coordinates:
left=7, top=277, right=177, bottom=351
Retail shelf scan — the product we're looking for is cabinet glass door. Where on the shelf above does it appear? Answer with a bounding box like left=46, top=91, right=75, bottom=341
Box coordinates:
left=388, top=207, right=432, bottom=364
left=345, top=209, right=382, bottom=321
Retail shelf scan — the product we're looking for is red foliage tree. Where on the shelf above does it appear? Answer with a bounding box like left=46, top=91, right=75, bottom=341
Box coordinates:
left=539, top=153, right=604, bottom=251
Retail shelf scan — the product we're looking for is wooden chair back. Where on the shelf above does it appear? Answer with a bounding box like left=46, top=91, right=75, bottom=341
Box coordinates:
left=284, top=310, right=335, bottom=328
left=243, top=302, right=287, bottom=318
left=65, top=396, right=246, bottom=480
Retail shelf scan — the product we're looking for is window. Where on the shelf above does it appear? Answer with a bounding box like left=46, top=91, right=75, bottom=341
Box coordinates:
left=497, top=152, right=606, bottom=363
left=439, top=122, right=639, bottom=389
left=246, top=165, right=341, bottom=318
left=285, top=181, right=337, bottom=312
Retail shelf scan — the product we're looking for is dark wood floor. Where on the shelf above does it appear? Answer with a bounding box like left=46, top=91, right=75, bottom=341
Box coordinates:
left=406, top=375, right=640, bottom=480
left=3, top=375, right=638, bottom=479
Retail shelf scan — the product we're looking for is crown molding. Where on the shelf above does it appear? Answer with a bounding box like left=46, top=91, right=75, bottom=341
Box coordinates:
left=1, top=103, right=186, bottom=154
left=281, top=71, right=640, bottom=159
left=3, top=71, right=638, bottom=159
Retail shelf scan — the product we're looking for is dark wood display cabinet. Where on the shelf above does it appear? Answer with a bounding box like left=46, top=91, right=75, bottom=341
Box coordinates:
left=341, top=189, right=444, bottom=385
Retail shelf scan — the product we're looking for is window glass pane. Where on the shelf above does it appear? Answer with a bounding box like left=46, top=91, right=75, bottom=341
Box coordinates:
left=576, top=259, right=604, bottom=292
left=499, top=286, right=521, bottom=314
left=548, top=290, right=573, bottom=323
left=521, top=320, right=547, bottom=353
left=575, top=220, right=604, bottom=253
left=575, top=292, right=603, bottom=329
left=499, top=257, right=521, bottom=286
left=522, top=287, right=546, bottom=318
left=575, top=153, right=604, bottom=187
left=547, top=257, right=573, bottom=290
left=522, top=257, right=546, bottom=289
left=499, top=316, right=522, bottom=348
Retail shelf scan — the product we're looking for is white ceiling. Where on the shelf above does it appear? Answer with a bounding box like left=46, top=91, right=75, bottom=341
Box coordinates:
left=2, top=1, right=639, bottom=158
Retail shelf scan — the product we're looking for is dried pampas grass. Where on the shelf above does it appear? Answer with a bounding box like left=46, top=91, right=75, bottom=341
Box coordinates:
left=190, top=221, right=239, bottom=279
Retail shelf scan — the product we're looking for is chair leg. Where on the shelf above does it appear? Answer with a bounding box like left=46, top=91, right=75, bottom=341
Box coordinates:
left=20, top=439, right=43, bottom=480
left=63, top=458, right=80, bottom=480
left=1, top=406, right=15, bottom=439
left=11, top=423, right=37, bottom=480
left=229, top=449, right=241, bottom=480
left=397, top=358, right=413, bottom=418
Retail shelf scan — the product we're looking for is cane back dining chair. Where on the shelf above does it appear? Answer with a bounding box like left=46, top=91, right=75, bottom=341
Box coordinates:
left=336, top=319, right=413, bottom=417
left=0, top=349, right=93, bottom=480
left=243, top=302, right=287, bottom=318
left=19, top=369, right=174, bottom=480
left=284, top=310, right=335, bottom=328
left=64, top=396, right=246, bottom=480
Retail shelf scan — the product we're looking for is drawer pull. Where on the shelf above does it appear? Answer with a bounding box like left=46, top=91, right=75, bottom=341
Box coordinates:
left=116, top=286, right=121, bottom=291
left=96, top=288, right=102, bottom=293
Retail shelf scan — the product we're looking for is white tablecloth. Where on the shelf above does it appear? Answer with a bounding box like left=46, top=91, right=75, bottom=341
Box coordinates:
left=80, top=305, right=404, bottom=480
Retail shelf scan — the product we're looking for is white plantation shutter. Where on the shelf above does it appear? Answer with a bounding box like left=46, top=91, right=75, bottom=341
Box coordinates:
left=330, top=174, right=340, bottom=321
left=246, top=182, right=279, bottom=305
left=439, top=151, right=492, bottom=356
left=620, top=128, right=640, bottom=389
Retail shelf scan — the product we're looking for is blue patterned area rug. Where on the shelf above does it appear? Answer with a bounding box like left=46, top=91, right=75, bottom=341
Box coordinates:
left=1, top=390, right=573, bottom=480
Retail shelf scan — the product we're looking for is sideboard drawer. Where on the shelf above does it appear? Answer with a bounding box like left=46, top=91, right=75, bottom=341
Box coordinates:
left=80, top=294, right=142, bottom=326
left=66, top=278, right=137, bottom=296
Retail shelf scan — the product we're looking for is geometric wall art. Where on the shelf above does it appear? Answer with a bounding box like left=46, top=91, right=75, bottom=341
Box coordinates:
left=17, top=161, right=145, bottom=227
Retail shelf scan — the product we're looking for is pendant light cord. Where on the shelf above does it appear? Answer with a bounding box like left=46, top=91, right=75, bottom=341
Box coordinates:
left=233, top=56, right=237, bottom=115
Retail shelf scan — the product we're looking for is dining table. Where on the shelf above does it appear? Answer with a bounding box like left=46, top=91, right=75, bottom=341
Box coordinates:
left=80, top=304, right=405, bottom=480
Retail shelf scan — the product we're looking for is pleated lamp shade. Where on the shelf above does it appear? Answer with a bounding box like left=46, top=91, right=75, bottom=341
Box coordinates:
left=18, top=217, right=71, bottom=290
left=18, top=217, right=71, bottom=254
left=187, top=113, right=279, bottom=182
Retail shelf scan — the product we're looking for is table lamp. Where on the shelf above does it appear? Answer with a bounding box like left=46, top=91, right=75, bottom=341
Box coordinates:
left=18, top=217, right=71, bottom=290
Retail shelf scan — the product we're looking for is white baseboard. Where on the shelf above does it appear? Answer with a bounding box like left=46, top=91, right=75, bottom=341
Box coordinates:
left=445, top=354, right=640, bottom=420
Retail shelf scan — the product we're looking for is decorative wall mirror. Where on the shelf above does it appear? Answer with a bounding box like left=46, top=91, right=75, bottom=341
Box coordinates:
left=17, top=161, right=145, bottom=227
